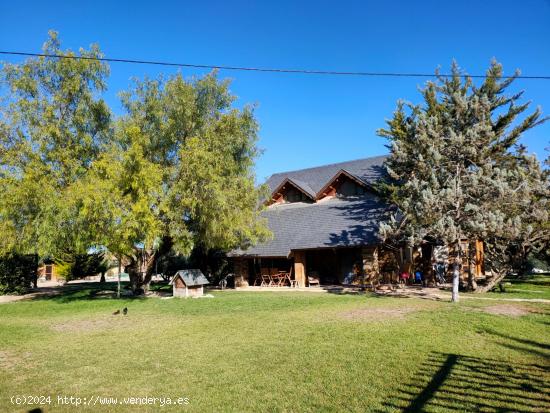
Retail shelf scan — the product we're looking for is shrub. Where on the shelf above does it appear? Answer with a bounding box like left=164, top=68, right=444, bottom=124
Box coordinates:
left=53, top=260, right=74, bottom=283
left=0, top=254, right=38, bottom=295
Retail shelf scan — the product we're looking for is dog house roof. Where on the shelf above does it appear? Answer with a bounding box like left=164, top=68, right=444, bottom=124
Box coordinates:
left=170, top=269, right=210, bottom=287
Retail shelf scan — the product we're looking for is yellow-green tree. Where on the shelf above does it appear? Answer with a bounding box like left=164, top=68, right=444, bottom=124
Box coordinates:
left=1, top=34, right=269, bottom=294
left=0, top=31, right=111, bottom=256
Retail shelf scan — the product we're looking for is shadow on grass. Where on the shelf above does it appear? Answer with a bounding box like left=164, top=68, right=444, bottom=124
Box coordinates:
left=28, top=281, right=162, bottom=303
left=483, top=328, right=550, bottom=351
left=380, top=349, right=549, bottom=412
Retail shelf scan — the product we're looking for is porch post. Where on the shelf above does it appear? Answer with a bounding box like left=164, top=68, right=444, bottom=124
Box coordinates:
left=475, top=240, right=484, bottom=277
left=294, top=251, right=306, bottom=287
left=233, top=258, right=249, bottom=288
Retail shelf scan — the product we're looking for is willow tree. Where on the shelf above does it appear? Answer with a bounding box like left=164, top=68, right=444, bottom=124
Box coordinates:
left=1, top=33, right=269, bottom=295
left=0, top=31, right=111, bottom=256
left=378, top=60, right=549, bottom=302
left=80, top=73, right=269, bottom=294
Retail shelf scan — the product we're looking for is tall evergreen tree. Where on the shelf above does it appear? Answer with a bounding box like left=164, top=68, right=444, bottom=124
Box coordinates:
left=378, top=61, right=549, bottom=301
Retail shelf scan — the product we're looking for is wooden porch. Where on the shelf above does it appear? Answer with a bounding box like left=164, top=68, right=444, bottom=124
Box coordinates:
left=232, top=240, right=486, bottom=289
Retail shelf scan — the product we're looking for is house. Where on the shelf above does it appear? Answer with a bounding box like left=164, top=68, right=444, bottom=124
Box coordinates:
left=170, top=269, right=210, bottom=297
left=229, top=156, right=393, bottom=287
left=229, top=155, right=485, bottom=288
left=37, top=259, right=61, bottom=283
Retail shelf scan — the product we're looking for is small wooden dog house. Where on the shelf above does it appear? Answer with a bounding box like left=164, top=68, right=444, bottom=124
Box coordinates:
left=170, top=269, right=209, bottom=298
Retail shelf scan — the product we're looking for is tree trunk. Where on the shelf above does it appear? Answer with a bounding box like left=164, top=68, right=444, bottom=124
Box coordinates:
left=451, top=240, right=461, bottom=302
left=467, top=250, right=478, bottom=291
left=127, top=237, right=173, bottom=295
left=452, top=262, right=460, bottom=302
left=127, top=251, right=156, bottom=295
left=473, top=270, right=506, bottom=293
left=100, top=272, right=106, bottom=283
left=117, top=255, right=122, bottom=299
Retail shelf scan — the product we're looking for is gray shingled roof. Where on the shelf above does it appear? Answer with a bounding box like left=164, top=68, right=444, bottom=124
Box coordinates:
left=230, top=193, right=389, bottom=257
left=170, top=269, right=209, bottom=286
left=265, top=155, right=388, bottom=196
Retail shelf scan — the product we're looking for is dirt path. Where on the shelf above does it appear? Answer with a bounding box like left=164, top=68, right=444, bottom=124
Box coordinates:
left=377, top=287, right=550, bottom=303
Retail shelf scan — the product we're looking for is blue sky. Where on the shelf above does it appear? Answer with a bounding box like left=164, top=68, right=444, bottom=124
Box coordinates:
left=1, top=0, right=549, bottom=181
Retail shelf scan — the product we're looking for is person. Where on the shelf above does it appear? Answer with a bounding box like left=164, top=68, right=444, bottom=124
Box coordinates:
left=434, top=262, right=446, bottom=285
left=399, top=271, right=410, bottom=286
left=415, top=271, right=423, bottom=284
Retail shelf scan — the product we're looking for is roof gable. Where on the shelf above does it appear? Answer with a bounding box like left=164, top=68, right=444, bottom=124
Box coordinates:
left=269, top=177, right=316, bottom=204
left=265, top=155, right=387, bottom=199
left=316, top=169, right=370, bottom=199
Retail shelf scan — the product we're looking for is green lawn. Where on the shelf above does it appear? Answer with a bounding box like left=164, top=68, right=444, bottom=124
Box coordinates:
left=484, top=274, right=550, bottom=300
left=0, top=282, right=549, bottom=412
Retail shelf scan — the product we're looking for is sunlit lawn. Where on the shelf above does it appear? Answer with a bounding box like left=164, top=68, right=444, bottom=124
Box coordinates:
left=0, top=281, right=549, bottom=412
left=484, top=274, right=550, bottom=300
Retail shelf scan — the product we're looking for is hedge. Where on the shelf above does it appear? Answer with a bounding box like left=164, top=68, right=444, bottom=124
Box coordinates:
left=0, top=254, right=38, bottom=295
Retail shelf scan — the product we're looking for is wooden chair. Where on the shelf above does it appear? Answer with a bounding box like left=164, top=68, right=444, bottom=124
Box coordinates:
left=269, top=268, right=280, bottom=286
left=260, top=268, right=271, bottom=287
left=284, top=267, right=296, bottom=288
left=253, top=275, right=262, bottom=286
left=277, top=271, right=290, bottom=287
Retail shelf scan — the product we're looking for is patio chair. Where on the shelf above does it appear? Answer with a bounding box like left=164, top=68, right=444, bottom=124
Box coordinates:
left=277, top=270, right=290, bottom=287
left=269, top=268, right=280, bottom=286
left=283, top=267, right=296, bottom=288
left=260, top=268, right=271, bottom=287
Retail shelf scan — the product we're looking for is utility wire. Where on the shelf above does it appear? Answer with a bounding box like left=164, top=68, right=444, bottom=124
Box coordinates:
left=1, top=50, right=550, bottom=80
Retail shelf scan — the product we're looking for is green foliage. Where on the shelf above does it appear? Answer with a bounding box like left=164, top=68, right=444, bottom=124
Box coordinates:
left=0, top=254, right=37, bottom=294
left=0, top=31, right=111, bottom=256
left=378, top=60, right=550, bottom=276
left=54, top=252, right=108, bottom=281
left=154, top=252, right=188, bottom=279
left=525, top=252, right=550, bottom=272
left=77, top=71, right=269, bottom=291
left=53, top=260, right=73, bottom=282
left=1, top=33, right=269, bottom=292
left=73, top=252, right=109, bottom=278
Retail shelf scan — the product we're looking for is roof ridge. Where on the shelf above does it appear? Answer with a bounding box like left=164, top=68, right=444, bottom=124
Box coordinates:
left=267, top=154, right=388, bottom=179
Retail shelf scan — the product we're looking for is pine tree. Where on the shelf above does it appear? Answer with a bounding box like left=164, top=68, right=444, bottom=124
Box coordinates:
left=378, top=60, right=550, bottom=302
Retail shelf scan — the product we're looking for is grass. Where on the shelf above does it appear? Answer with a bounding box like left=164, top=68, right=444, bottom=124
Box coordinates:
left=0, top=281, right=549, bottom=412
left=484, top=274, right=550, bottom=300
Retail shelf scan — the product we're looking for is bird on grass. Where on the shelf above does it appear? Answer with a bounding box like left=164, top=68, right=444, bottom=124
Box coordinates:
left=112, top=309, right=120, bottom=315
left=123, top=307, right=128, bottom=315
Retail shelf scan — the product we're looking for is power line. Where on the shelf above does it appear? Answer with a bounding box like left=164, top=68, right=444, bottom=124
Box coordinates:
left=1, top=50, right=550, bottom=80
